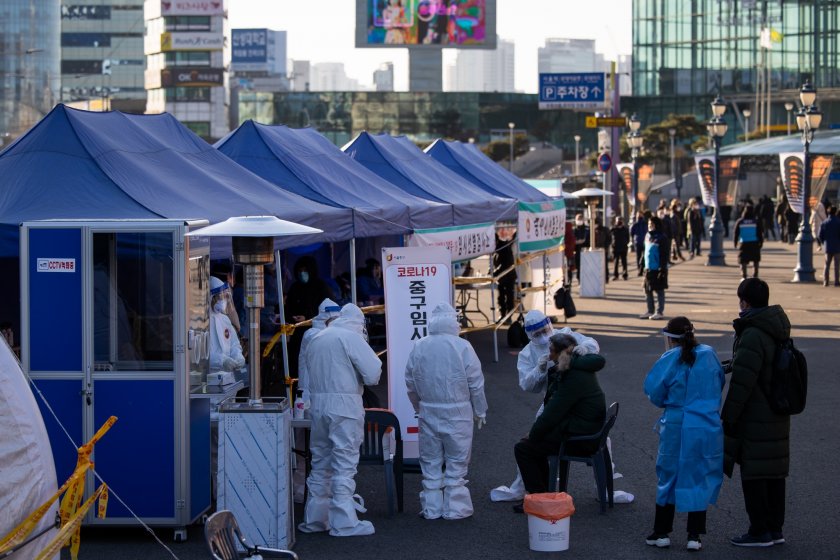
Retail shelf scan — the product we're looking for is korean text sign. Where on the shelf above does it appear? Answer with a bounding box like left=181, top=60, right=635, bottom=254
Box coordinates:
left=517, top=199, right=566, bottom=253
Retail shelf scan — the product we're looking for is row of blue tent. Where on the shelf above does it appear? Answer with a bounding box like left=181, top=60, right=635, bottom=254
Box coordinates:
left=0, top=104, right=551, bottom=258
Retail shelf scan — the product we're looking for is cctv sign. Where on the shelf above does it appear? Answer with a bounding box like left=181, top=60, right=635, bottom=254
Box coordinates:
left=37, top=258, right=76, bottom=272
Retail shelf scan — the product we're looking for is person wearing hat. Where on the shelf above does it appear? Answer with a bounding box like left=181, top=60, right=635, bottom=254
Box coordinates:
left=209, top=276, right=245, bottom=373
left=298, top=298, right=342, bottom=404
left=643, top=317, right=724, bottom=551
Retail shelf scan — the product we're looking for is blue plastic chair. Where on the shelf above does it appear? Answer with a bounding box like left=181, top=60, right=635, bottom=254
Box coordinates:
left=359, top=408, right=404, bottom=517
left=547, top=402, right=619, bottom=514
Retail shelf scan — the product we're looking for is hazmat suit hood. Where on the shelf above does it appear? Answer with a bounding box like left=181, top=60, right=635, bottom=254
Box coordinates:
left=524, top=309, right=552, bottom=347
left=331, top=303, right=366, bottom=335
left=428, top=302, right=460, bottom=336
left=312, top=298, right=341, bottom=330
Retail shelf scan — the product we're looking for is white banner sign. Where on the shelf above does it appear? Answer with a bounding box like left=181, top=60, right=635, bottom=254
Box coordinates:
left=36, top=258, right=76, bottom=273
left=517, top=199, right=566, bottom=253
left=407, top=222, right=495, bottom=262
left=382, top=246, right=452, bottom=459
left=160, top=0, right=224, bottom=15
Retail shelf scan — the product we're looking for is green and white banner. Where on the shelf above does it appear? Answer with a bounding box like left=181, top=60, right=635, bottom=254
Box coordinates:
left=517, top=199, right=566, bottom=253
left=407, top=222, right=496, bottom=261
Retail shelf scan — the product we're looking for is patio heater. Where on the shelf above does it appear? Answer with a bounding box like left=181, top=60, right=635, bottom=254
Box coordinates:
left=570, top=187, right=613, bottom=298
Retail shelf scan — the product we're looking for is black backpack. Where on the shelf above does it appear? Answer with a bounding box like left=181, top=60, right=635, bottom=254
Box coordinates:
left=553, top=285, right=577, bottom=320
left=506, top=314, right=529, bottom=349
left=765, top=338, right=808, bottom=415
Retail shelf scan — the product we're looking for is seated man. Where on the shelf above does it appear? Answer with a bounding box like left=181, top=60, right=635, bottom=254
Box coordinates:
left=513, top=333, right=606, bottom=507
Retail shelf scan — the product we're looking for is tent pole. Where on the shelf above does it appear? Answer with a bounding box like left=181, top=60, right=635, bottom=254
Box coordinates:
left=274, top=249, right=291, bottom=399
left=350, top=238, right=357, bottom=305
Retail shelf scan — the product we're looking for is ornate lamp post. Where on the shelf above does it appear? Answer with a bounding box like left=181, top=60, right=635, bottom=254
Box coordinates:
left=706, top=96, right=728, bottom=266
left=574, top=134, right=581, bottom=176
left=742, top=108, right=751, bottom=138
left=508, top=122, right=515, bottom=172
left=792, top=81, right=822, bottom=283
left=627, top=114, right=643, bottom=214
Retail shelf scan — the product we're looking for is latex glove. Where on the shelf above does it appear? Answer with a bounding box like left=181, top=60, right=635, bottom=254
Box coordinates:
left=474, top=415, right=487, bottom=430
left=222, top=356, right=237, bottom=371
left=538, top=354, right=549, bottom=372
left=235, top=356, right=246, bottom=369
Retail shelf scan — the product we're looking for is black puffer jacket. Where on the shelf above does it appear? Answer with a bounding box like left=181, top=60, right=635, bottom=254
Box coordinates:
left=722, top=305, right=791, bottom=479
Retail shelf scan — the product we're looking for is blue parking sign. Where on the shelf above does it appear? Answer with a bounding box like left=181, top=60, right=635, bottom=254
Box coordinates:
left=539, top=73, right=606, bottom=109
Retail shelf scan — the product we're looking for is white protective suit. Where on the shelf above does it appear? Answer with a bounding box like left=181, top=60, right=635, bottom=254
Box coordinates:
left=405, top=303, right=488, bottom=520
left=299, top=304, right=382, bottom=537
left=209, top=277, right=245, bottom=373
left=490, top=309, right=602, bottom=502
left=297, top=298, right=340, bottom=403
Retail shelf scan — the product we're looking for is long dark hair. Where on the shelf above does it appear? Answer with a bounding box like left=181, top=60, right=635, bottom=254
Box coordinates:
left=664, top=316, right=698, bottom=366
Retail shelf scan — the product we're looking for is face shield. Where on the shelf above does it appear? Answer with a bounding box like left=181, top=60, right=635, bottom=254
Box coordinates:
left=524, top=316, right=553, bottom=346
left=210, top=276, right=232, bottom=315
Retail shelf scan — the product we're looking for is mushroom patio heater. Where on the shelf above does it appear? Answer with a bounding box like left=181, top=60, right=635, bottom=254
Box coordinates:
left=570, top=187, right=613, bottom=298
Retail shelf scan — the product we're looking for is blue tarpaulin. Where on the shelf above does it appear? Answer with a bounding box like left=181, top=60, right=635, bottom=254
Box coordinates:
left=0, top=105, right=354, bottom=256
left=425, top=139, right=550, bottom=203
left=215, top=121, right=452, bottom=237
left=343, top=132, right=518, bottom=224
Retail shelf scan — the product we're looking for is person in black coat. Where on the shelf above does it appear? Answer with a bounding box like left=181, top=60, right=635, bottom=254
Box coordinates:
left=630, top=212, right=647, bottom=275
left=494, top=232, right=517, bottom=318
left=610, top=216, right=630, bottom=280
left=285, top=255, right=335, bottom=378
left=733, top=205, right=764, bottom=280
left=573, top=214, right=589, bottom=285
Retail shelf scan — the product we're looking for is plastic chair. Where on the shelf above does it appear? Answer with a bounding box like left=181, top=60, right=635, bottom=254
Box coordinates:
left=205, top=510, right=298, bottom=560
left=359, top=408, right=404, bottom=516
left=547, top=402, right=619, bottom=514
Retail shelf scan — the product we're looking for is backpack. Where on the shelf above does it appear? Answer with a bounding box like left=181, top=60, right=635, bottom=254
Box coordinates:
left=506, top=314, right=529, bottom=349
left=765, top=338, right=808, bottom=415
left=553, top=285, right=577, bottom=320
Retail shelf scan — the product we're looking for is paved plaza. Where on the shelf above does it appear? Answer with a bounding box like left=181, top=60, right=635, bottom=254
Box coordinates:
left=65, top=242, right=840, bottom=559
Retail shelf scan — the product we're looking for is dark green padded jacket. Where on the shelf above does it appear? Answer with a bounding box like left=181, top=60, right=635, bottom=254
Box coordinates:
left=722, top=304, right=792, bottom=479
left=529, top=354, right=607, bottom=443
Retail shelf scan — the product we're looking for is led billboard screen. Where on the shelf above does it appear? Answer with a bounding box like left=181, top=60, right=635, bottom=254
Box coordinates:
left=357, top=0, right=495, bottom=48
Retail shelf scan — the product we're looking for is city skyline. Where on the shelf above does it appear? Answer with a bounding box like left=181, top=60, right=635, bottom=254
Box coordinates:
left=228, top=0, right=632, bottom=93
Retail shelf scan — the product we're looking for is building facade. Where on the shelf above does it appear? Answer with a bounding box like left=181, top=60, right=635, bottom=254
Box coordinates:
left=630, top=0, right=839, bottom=137
left=144, top=0, right=229, bottom=140
left=60, top=1, right=146, bottom=113
left=448, top=36, right=515, bottom=92
left=538, top=38, right=605, bottom=74
left=373, top=62, right=394, bottom=92
left=0, top=0, right=61, bottom=141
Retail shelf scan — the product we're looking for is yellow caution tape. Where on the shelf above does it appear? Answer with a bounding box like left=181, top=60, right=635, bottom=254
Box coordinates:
left=34, top=484, right=108, bottom=560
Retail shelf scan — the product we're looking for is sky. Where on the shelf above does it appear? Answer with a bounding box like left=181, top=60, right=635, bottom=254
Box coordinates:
left=228, top=0, right=632, bottom=92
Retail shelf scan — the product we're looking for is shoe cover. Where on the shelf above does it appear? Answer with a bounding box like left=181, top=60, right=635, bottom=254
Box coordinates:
left=329, top=519, right=374, bottom=537
left=298, top=494, right=331, bottom=533
left=442, top=484, right=473, bottom=519
left=328, top=492, right=375, bottom=537
left=613, top=490, right=635, bottom=504
left=419, top=488, right=443, bottom=519
left=490, top=472, right=526, bottom=502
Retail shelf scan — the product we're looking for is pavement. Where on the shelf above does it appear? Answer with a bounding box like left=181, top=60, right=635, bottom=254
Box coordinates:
left=62, top=240, right=840, bottom=559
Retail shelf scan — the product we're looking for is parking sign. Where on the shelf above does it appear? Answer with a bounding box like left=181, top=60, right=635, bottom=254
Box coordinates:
left=539, top=73, right=606, bottom=110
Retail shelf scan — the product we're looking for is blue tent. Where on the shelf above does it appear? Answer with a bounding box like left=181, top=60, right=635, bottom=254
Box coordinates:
left=214, top=121, right=452, bottom=237
left=343, top=132, right=518, bottom=225
left=425, top=139, right=550, bottom=203
left=0, top=105, right=354, bottom=256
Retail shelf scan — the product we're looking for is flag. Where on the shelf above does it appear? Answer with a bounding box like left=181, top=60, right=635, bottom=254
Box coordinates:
left=770, top=28, right=783, bottom=43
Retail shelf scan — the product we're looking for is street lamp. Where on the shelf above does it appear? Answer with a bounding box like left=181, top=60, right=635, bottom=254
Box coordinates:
left=742, top=108, right=751, bottom=138
left=574, top=134, right=581, bottom=176
left=792, top=81, right=822, bottom=283
left=626, top=113, right=643, bottom=213
left=508, top=122, right=515, bottom=172
left=706, top=97, right=728, bottom=266
left=668, top=128, right=679, bottom=200
left=784, top=102, right=794, bottom=135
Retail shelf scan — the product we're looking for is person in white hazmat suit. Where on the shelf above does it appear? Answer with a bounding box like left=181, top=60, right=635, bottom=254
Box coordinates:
left=299, top=303, right=382, bottom=537
left=209, top=276, right=245, bottom=373
left=490, top=309, right=607, bottom=502
left=405, top=302, right=488, bottom=520
left=297, top=298, right=341, bottom=403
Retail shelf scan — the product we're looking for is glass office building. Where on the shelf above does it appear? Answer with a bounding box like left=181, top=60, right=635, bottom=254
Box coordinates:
left=0, top=0, right=61, bottom=141
left=236, top=91, right=588, bottom=150
left=630, top=0, right=839, bottom=135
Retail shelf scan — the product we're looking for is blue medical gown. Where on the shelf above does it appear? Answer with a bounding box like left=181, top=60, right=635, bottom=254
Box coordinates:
left=644, top=344, right=724, bottom=512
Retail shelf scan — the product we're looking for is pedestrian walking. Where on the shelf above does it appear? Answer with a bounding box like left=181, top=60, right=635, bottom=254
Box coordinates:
left=733, top=205, right=764, bottom=280
left=640, top=216, right=669, bottom=320
left=630, top=212, right=647, bottom=275
left=758, top=195, right=777, bottom=241
left=594, top=219, right=611, bottom=284
left=811, top=198, right=828, bottom=251
left=610, top=216, right=630, bottom=280
left=573, top=214, right=589, bottom=285
left=644, top=316, right=725, bottom=552
left=722, top=279, right=792, bottom=547
left=668, top=199, right=686, bottom=262
left=685, top=199, right=704, bottom=258
left=818, top=205, right=840, bottom=286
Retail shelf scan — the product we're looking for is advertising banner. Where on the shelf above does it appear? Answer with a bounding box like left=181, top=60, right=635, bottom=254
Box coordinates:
left=637, top=164, right=654, bottom=206
left=695, top=155, right=717, bottom=208
left=161, top=32, right=223, bottom=51
left=363, top=0, right=491, bottom=47
left=161, top=67, right=223, bottom=87
left=517, top=199, right=566, bottom=253
left=160, top=1, right=224, bottom=16
left=232, top=29, right=268, bottom=63
left=407, top=222, right=495, bottom=262
left=382, top=246, right=452, bottom=458
left=719, top=157, right=741, bottom=206
left=616, top=163, right=634, bottom=206
left=779, top=153, right=834, bottom=214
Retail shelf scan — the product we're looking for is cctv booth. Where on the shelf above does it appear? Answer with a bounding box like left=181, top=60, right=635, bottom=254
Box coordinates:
left=20, top=219, right=230, bottom=540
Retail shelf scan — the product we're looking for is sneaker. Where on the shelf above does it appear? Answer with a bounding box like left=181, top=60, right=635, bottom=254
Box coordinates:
left=770, top=532, right=785, bottom=545
left=687, top=535, right=702, bottom=551
left=649, top=313, right=665, bottom=320
left=639, top=312, right=653, bottom=319
left=645, top=533, right=671, bottom=548
left=730, top=532, right=773, bottom=547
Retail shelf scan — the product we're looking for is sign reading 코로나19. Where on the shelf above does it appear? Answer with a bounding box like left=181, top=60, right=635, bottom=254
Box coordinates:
left=407, top=222, right=495, bottom=262
left=779, top=153, right=835, bottom=214
left=539, top=73, right=605, bottom=110
left=517, top=199, right=566, bottom=253
left=382, top=246, right=452, bottom=459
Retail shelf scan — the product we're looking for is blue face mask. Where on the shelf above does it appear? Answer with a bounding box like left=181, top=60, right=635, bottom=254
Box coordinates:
left=299, top=271, right=310, bottom=284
